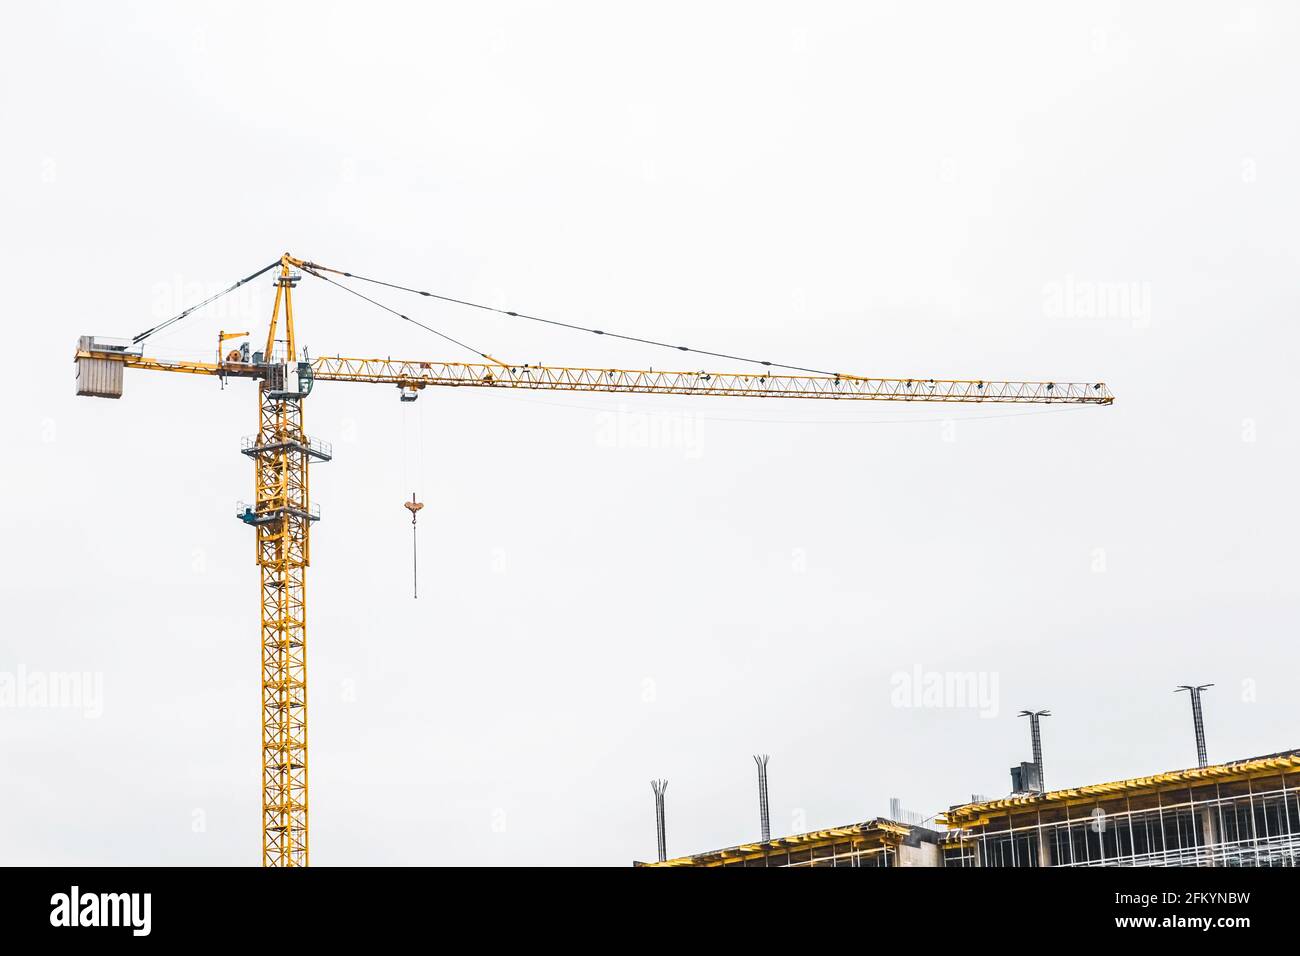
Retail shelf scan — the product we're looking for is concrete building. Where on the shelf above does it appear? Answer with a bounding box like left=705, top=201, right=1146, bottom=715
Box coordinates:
left=637, top=819, right=941, bottom=868
left=940, top=749, right=1300, bottom=867
left=638, top=748, right=1300, bottom=868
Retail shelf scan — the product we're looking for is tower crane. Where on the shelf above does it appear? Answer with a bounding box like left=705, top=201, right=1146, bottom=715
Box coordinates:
left=74, top=253, right=1114, bottom=867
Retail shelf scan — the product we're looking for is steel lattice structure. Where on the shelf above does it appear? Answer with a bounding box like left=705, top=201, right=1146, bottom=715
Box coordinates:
left=242, top=265, right=329, bottom=866
left=310, top=357, right=1114, bottom=403
left=251, top=391, right=314, bottom=866
left=74, top=252, right=1113, bottom=865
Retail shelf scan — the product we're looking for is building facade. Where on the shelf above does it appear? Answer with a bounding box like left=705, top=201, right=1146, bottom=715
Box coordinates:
left=641, top=749, right=1300, bottom=868
left=940, top=750, right=1300, bottom=868
left=638, top=819, right=936, bottom=868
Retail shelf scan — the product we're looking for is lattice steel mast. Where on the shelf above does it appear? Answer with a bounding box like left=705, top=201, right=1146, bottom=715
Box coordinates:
left=240, top=261, right=331, bottom=866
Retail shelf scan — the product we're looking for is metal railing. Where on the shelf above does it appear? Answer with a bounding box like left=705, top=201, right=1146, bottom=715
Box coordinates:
left=235, top=500, right=321, bottom=521
left=240, top=434, right=333, bottom=459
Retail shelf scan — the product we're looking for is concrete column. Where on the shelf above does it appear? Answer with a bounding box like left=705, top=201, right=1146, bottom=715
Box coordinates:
left=1199, top=805, right=1219, bottom=867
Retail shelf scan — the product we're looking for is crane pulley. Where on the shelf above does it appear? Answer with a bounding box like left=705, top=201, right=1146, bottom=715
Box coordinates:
left=72, top=251, right=1113, bottom=867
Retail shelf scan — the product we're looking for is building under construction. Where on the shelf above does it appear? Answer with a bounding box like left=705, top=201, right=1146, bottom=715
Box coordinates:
left=940, top=749, right=1300, bottom=868
left=639, top=819, right=937, bottom=868
left=638, top=748, right=1300, bottom=868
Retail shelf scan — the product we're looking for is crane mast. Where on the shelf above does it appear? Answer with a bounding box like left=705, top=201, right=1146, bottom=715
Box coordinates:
left=252, top=382, right=314, bottom=866
left=243, top=261, right=328, bottom=866
left=73, top=252, right=1113, bottom=866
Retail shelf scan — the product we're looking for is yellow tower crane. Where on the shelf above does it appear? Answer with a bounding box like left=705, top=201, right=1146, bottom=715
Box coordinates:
left=74, top=252, right=1114, bottom=867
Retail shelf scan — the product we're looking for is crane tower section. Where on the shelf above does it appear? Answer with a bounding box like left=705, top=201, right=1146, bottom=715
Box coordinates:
left=234, top=264, right=332, bottom=866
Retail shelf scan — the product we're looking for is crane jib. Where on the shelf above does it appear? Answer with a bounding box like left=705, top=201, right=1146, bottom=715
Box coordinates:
left=76, top=342, right=1113, bottom=405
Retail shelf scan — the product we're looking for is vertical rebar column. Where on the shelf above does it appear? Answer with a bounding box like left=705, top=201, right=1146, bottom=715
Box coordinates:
left=651, top=779, right=668, bottom=863
left=1018, top=710, right=1051, bottom=792
left=753, top=754, right=771, bottom=842
left=1176, top=684, right=1213, bottom=767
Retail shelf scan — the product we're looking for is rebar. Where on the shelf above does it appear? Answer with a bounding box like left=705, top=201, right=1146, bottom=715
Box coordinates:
left=753, top=754, right=771, bottom=842
left=1175, top=685, right=1213, bottom=768
left=1018, top=710, right=1051, bottom=792
left=650, top=779, right=668, bottom=863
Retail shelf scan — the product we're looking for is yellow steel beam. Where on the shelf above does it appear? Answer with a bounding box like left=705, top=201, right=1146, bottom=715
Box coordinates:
left=74, top=348, right=237, bottom=377
left=263, top=267, right=285, bottom=363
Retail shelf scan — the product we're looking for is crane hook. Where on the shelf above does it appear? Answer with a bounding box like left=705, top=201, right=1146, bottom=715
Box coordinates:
left=404, top=493, right=424, bottom=599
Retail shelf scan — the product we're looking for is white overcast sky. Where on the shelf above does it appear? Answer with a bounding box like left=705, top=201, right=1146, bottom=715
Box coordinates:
left=2, top=2, right=1297, bottom=865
